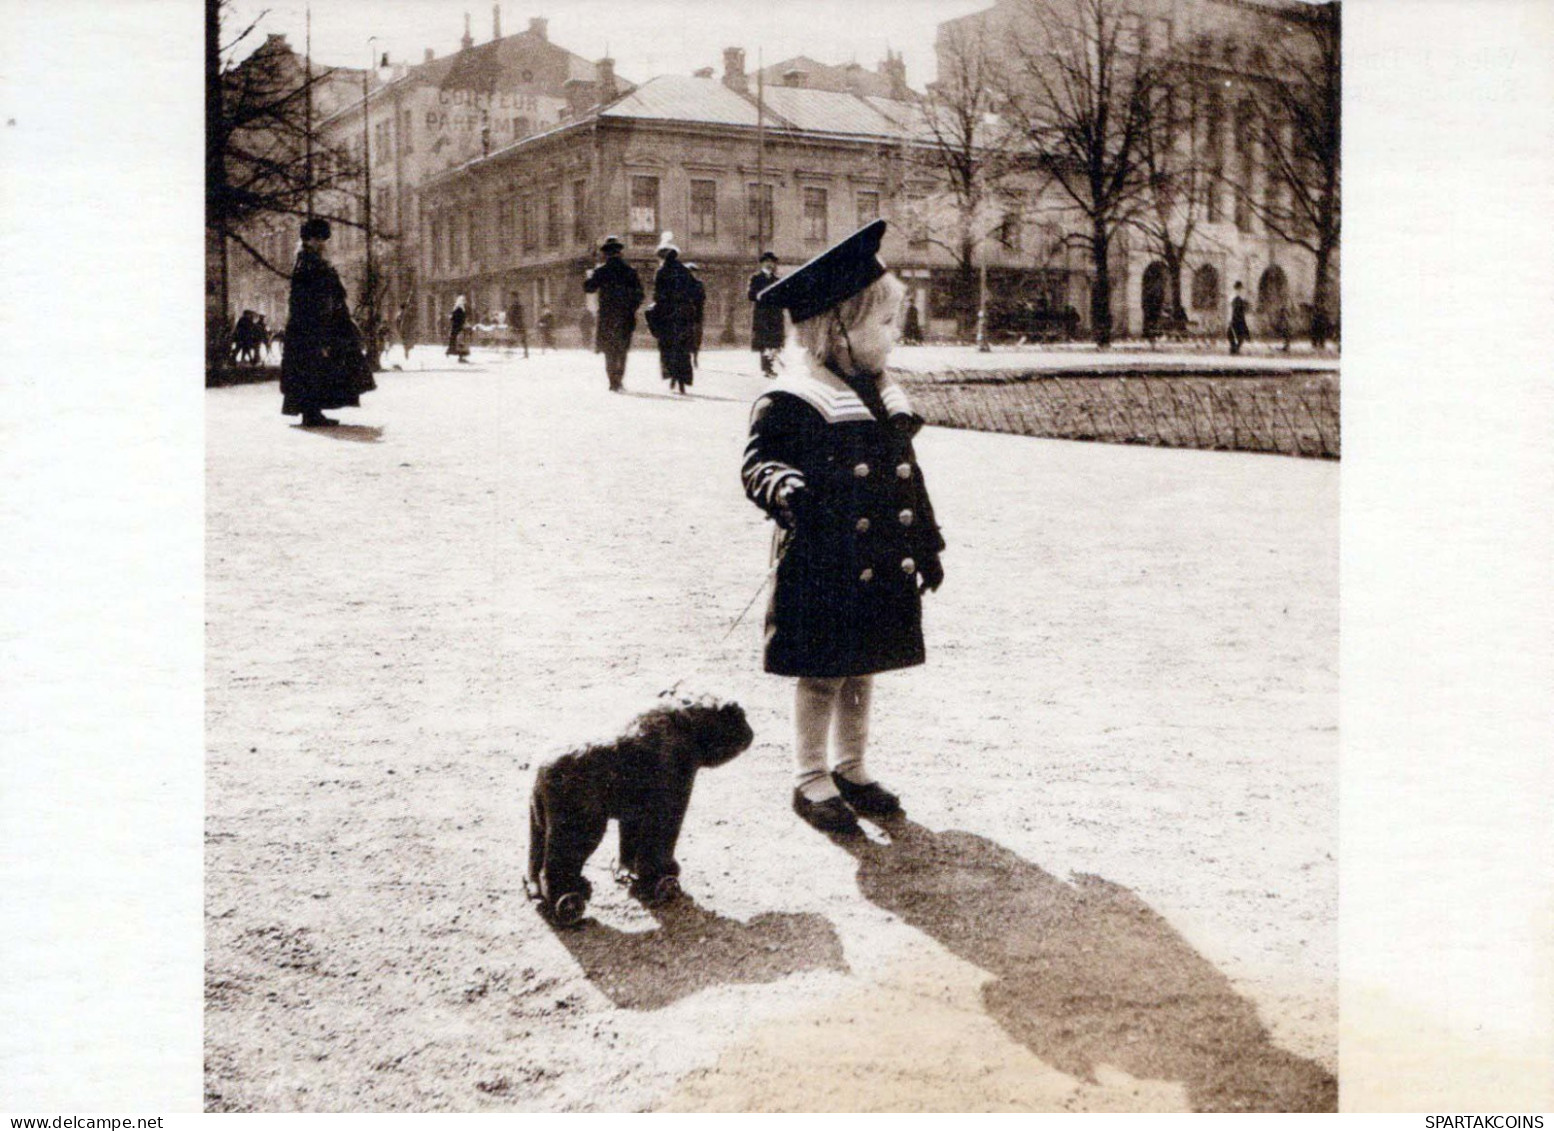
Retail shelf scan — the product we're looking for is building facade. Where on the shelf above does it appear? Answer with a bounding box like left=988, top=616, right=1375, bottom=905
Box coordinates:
left=940, top=0, right=1339, bottom=338
left=415, top=46, right=1092, bottom=348
left=225, top=10, right=617, bottom=341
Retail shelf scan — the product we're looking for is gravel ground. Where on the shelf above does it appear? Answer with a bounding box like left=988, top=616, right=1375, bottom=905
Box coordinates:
left=205, top=345, right=1338, bottom=1112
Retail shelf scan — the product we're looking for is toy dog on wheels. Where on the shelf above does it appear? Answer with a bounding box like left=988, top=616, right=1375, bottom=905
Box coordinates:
left=526, top=695, right=754, bottom=927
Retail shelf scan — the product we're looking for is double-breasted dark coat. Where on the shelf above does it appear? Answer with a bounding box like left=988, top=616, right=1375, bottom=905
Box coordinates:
left=647, top=255, right=700, bottom=384
left=584, top=256, right=644, bottom=355
left=748, top=270, right=786, bottom=351
left=742, top=370, right=945, bottom=678
left=280, top=250, right=372, bottom=416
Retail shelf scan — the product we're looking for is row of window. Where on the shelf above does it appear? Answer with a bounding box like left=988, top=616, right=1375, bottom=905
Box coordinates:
left=630, top=175, right=884, bottom=248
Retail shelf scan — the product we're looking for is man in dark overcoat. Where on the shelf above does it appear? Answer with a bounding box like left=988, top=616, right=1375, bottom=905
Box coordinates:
left=583, top=235, right=644, bottom=391
left=1227, top=281, right=1251, bottom=355
left=280, top=218, right=373, bottom=427
left=647, top=234, right=700, bottom=394
left=748, top=251, right=785, bottom=376
left=506, top=292, right=529, bottom=358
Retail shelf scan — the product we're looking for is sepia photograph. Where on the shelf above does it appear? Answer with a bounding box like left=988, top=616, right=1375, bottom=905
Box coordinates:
left=3, top=0, right=1551, bottom=1119
left=201, top=0, right=1340, bottom=1112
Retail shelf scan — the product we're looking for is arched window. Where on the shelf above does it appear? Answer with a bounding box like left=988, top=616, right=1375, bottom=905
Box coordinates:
left=1257, top=265, right=1288, bottom=313
left=1191, top=264, right=1221, bottom=311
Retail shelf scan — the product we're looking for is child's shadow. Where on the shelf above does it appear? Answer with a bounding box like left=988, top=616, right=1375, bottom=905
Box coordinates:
left=555, top=895, right=847, bottom=1011
left=841, top=819, right=1336, bottom=1112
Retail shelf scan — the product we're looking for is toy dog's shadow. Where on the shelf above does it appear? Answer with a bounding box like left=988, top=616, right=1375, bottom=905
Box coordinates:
left=554, top=895, right=847, bottom=1011
left=839, top=819, right=1337, bottom=1112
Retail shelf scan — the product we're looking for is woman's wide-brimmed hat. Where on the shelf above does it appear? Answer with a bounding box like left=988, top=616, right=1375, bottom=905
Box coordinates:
left=599, top=234, right=625, bottom=252
left=755, top=219, right=886, bottom=324
left=300, top=217, right=331, bottom=241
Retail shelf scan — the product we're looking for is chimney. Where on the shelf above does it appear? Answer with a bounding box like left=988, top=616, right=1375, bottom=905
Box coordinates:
left=783, top=68, right=807, bottom=88
left=881, top=50, right=908, bottom=100
left=597, top=57, right=617, bottom=101
left=564, top=76, right=599, bottom=115
left=722, top=47, right=748, bottom=94
left=424, top=47, right=435, bottom=63
left=493, top=4, right=501, bottom=39
left=461, top=12, right=474, bottom=51
left=529, top=17, right=548, bottom=41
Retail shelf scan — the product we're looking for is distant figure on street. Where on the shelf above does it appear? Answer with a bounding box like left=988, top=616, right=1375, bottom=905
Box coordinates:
left=584, top=234, right=644, bottom=392
left=280, top=217, right=374, bottom=427
left=741, top=219, right=945, bottom=837
left=232, top=310, right=262, bottom=366
left=537, top=305, right=556, bottom=353
left=684, top=262, right=707, bottom=369
left=395, top=300, right=415, bottom=362
left=506, top=293, right=529, bottom=359
left=1062, top=304, right=1080, bottom=341
left=1227, top=283, right=1251, bottom=356
left=448, top=295, right=470, bottom=363
left=646, top=232, right=699, bottom=395
left=1273, top=301, right=1293, bottom=353
left=579, top=307, right=595, bottom=348
left=748, top=250, right=785, bottom=376
left=900, top=300, right=923, bottom=345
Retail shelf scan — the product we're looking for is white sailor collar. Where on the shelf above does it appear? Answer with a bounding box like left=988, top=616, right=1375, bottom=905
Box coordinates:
left=763, top=361, right=916, bottom=425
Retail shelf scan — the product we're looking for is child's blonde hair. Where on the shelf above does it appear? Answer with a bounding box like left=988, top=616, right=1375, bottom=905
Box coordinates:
left=791, top=273, right=908, bottom=369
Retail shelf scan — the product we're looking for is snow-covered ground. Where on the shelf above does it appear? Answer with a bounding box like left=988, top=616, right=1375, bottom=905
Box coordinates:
left=206, top=346, right=1337, bottom=1111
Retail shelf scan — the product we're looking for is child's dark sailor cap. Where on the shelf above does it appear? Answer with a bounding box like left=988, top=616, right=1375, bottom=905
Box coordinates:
left=755, top=219, right=887, bottom=324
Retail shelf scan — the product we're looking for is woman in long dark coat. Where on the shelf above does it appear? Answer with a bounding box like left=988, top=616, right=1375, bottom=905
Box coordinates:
left=741, top=220, right=945, bottom=836
left=280, top=218, right=373, bottom=427
left=447, top=295, right=470, bottom=363
left=647, top=236, right=699, bottom=394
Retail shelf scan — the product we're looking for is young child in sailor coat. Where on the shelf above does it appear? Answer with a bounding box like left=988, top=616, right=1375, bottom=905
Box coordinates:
left=741, top=253, right=945, bottom=835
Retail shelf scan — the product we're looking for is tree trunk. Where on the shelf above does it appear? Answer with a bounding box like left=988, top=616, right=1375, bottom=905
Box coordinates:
left=957, top=232, right=978, bottom=341
left=1090, top=221, right=1112, bottom=348
left=205, top=0, right=230, bottom=374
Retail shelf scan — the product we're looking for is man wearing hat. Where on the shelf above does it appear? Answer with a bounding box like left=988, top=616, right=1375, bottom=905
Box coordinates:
left=583, top=235, right=644, bottom=391
left=646, top=233, right=700, bottom=395
left=740, top=219, right=946, bottom=836
left=280, top=217, right=374, bottom=427
left=748, top=251, right=785, bottom=377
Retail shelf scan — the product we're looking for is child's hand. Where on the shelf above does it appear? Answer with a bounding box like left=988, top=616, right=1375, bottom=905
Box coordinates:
left=774, top=480, right=807, bottom=530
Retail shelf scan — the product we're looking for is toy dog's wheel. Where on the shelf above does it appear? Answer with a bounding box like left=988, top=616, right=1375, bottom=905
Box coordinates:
left=650, top=875, right=682, bottom=904
left=552, top=892, right=587, bottom=927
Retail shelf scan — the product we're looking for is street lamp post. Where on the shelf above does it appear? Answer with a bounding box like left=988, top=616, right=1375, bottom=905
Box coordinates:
left=362, top=37, right=379, bottom=369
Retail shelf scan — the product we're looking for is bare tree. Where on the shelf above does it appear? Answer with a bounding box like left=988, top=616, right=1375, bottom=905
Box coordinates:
left=1131, top=70, right=1214, bottom=336
left=1001, top=0, right=1162, bottom=346
left=904, top=19, right=1026, bottom=341
left=206, top=0, right=360, bottom=365
left=1236, top=1, right=1341, bottom=346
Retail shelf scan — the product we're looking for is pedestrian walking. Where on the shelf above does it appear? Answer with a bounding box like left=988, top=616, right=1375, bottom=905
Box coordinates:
left=748, top=250, right=785, bottom=376
left=279, top=218, right=374, bottom=427
left=646, top=232, right=699, bottom=395
left=583, top=235, right=644, bottom=391
left=537, top=306, right=556, bottom=353
left=1274, top=301, right=1293, bottom=353
left=1227, top=282, right=1251, bottom=356
left=506, top=293, right=529, bottom=358
left=684, top=262, right=707, bottom=370
left=232, top=310, right=261, bottom=366
left=579, top=307, right=595, bottom=348
left=740, top=219, right=946, bottom=836
left=900, top=301, right=923, bottom=345
left=395, top=301, right=415, bottom=362
left=448, top=295, right=471, bottom=363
